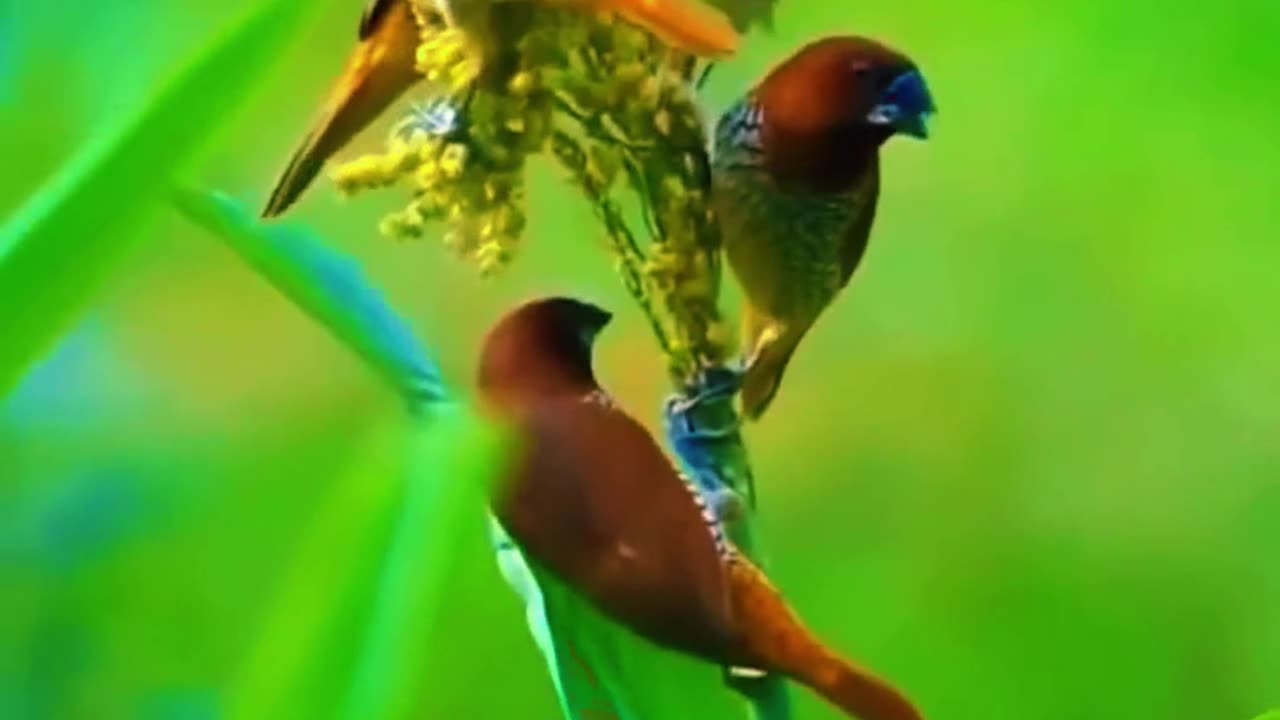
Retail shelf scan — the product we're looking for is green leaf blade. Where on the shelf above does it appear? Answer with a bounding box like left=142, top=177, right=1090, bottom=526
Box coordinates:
left=0, top=0, right=317, bottom=394
left=340, top=411, right=511, bottom=720
left=172, top=189, right=447, bottom=409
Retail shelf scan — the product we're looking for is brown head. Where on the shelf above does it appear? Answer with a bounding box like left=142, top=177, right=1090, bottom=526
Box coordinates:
left=477, top=297, right=613, bottom=408
left=718, top=36, right=935, bottom=193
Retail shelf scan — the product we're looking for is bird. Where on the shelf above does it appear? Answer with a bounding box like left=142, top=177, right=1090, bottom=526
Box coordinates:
left=262, top=0, right=739, bottom=218
left=476, top=296, right=924, bottom=720
left=711, top=36, right=936, bottom=419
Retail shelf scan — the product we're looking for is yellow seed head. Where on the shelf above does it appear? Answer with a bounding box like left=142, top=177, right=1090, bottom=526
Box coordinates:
left=439, top=143, right=469, bottom=179
left=509, top=71, right=539, bottom=96
left=414, top=160, right=440, bottom=188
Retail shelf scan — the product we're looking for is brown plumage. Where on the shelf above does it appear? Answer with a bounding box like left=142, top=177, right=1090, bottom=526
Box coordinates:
left=263, top=0, right=423, bottom=218
left=477, top=297, right=923, bottom=720
left=713, top=36, right=935, bottom=418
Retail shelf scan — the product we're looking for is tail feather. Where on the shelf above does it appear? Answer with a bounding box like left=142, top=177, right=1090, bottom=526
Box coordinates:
left=262, top=1, right=421, bottom=218
left=739, top=328, right=798, bottom=420
left=815, top=661, right=925, bottom=720
left=603, top=0, right=740, bottom=57
left=727, top=560, right=923, bottom=720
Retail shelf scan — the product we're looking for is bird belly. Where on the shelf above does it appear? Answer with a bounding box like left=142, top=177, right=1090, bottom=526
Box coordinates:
left=716, top=170, right=859, bottom=330
left=492, top=411, right=739, bottom=661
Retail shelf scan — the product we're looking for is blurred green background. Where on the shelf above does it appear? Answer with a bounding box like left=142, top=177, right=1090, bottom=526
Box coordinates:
left=2, top=1, right=1278, bottom=719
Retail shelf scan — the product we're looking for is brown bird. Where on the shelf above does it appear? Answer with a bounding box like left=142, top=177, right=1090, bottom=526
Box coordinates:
left=477, top=297, right=923, bottom=720
left=712, top=36, right=935, bottom=419
left=263, top=0, right=739, bottom=218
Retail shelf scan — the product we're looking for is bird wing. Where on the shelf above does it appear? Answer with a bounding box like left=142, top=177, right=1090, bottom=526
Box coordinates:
left=495, top=394, right=739, bottom=660
left=359, top=0, right=398, bottom=39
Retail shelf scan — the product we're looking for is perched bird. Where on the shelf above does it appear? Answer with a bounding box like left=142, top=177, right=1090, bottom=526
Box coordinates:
left=712, top=36, right=935, bottom=419
left=263, top=0, right=739, bottom=218
left=477, top=297, right=923, bottom=720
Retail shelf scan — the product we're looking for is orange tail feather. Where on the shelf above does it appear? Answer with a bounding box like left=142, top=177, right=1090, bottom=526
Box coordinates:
left=263, top=1, right=421, bottom=218
left=602, top=0, right=740, bottom=57
left=727, top=560, right=923, bottom=720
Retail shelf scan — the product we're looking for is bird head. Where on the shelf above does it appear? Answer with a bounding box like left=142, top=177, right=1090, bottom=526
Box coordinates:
left=723, top=35, right=934, bottom=191
left=849, top=40, right=931, bottom=141
left=764, top=36, right=934, bottom=140
left=477, top=297, right=613, bottom=407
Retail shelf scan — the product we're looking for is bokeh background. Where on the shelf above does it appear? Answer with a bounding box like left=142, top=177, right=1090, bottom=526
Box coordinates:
left=3, top=1, right=1278, bottom=718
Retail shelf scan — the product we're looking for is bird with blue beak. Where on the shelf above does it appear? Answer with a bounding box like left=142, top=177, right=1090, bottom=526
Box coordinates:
left=713, top=36, right=936, bottom=419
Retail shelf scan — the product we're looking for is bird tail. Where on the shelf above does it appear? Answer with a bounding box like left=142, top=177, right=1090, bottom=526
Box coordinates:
left=600, top=0, right=740, bottom=58
left=727, top=560, right=923, bottom=720
left=262, top=1, right=421, bottom=218
left=738, top=313, right=800, bottom=420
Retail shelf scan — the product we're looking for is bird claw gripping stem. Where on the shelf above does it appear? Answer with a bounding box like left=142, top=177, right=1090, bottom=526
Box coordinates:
left=665, top=363, right=743, bottom=417
left=392, top=96, right=465, bottom=141
left=663, top=364, right=755, bottom=511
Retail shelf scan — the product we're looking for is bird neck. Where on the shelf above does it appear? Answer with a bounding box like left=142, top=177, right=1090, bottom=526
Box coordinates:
left=765, top=120, right=885, bottom=195
left=478, top=353, right=600, bottom=410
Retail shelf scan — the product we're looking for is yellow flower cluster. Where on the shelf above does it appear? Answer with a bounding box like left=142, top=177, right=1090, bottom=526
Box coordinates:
left=413, top=25, right=479, bottom=92
left=528, top=13, right=731, bottom=368
left=332, top=35, right=550, bottom=275
left=330, top=5, right=731, bottom=372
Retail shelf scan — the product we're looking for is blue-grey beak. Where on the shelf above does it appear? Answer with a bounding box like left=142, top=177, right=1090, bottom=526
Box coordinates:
left=578, top=304, right=613, bottom=347
left=867, top=68, right=936, bottom=140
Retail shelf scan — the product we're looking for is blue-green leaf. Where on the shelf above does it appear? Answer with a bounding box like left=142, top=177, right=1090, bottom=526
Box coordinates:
left=172, top=189, right=447, bottom=410
left=341, top=411, right=509, bottom=720
left=176, top=191, right=509, bottom=720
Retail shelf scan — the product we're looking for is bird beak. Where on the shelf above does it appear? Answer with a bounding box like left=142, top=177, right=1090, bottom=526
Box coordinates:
left=578, top=305, right=614, bottom=348
left=867, top=68, right=936, bottom=140
left=589, top=306, right=614, bottom=334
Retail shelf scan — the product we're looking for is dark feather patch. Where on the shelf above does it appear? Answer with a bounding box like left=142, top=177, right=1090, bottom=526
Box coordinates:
left=359, top=0, right=396, bottom=40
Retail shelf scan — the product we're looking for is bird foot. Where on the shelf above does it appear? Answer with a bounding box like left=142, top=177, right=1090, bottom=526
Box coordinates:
left=394, top=85, right=477, bottom=143
left=396, top=97, right=463, bottom=141
left=665, top=365, right=743, bottom=420
left=707, top=487, right=747, bottom=523
left=663, top=365, right=754, bottom=508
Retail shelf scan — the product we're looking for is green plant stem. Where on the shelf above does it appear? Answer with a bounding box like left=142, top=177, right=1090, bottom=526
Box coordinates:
left=550, top=82, right=793, bottom=720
